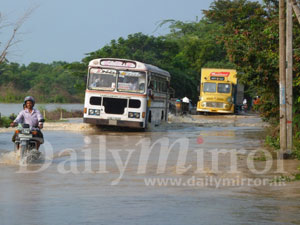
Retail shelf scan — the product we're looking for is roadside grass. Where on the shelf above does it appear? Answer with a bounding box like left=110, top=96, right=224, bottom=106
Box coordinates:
left=265, top=135, right=280, bottom=150
left=264, top=124, right=300, bottom=183
left=0, top=108, right=83, bottom=127
left=271, top=165, right=300, bottom=183
left=271, top=175, right=293, bottom=183
left=252, top=150, right=268, bottom=161
left=264, top=125, right=300, bottom=160
left=38, top=107, right=83, bottom=122
left=293, top=137, right=300, bottom=160
left=271, top=172, right=300, bottom=183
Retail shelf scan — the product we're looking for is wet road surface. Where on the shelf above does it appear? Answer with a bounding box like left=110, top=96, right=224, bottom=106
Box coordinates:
left=0, top=115, right=300, bottom=225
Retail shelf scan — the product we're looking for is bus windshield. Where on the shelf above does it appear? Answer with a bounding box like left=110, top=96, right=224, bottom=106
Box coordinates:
left=88, top=68, right=117, bottom=90
left=217, top=83, right=231, bottom=93
left=117, top=71, right=146, bottom=93
left=203, top=82, right=216, bottom=93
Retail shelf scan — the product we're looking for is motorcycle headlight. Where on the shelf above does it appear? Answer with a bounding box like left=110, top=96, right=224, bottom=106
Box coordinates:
left=22, top=128, right=31, bottom=134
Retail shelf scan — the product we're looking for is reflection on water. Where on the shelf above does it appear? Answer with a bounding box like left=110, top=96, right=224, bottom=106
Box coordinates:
left=0, top=121, right=300, bottom=225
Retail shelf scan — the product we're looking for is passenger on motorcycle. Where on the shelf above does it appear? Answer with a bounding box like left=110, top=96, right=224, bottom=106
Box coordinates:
left=10, top=96, right=44, bottom=150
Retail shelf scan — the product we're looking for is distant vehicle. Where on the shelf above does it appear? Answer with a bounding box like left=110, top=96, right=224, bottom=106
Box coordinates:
left=83, top=58, right=171, bottom=129
left=196, top=68, right=244, bottom=114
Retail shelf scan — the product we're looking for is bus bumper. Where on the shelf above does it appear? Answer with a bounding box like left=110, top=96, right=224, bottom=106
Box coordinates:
left=83, top=118, right=144, bottom=128
left=197, top=109, right=233, bottom=114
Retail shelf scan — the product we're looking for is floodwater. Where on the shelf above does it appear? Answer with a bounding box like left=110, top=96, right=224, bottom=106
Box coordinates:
left=0, top=115, right=300, bottom=225
left=0, top=103, right=83, bottom=116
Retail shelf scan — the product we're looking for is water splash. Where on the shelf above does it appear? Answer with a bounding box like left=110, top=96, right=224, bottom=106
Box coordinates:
left=0, top=151, right=20, bottom=165
left=0, top=150, right=45, bottom=166
left=0, top=148, right=72, bottom=167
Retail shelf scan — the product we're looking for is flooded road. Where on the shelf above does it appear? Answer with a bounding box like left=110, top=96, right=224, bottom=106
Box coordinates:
left=0, top=115, right=300, bottom=225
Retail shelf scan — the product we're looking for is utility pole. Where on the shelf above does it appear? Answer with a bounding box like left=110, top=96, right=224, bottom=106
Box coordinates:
left=286, top=0, right=293, bottom=155
left=290, top=0, right=300, bottom=24
left=279, top=0, right=287, bottom=158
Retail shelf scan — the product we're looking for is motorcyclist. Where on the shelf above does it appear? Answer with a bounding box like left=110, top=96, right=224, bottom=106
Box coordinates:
left=242, top=98, right=248, bottom=112
left=10, top=96, right=44, bottom=150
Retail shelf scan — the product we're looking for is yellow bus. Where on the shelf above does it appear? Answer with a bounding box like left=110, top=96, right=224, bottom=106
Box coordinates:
left=197, top=68, right=243, bottom=114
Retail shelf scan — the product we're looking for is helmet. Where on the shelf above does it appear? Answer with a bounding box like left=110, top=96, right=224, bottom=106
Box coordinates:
left=24, top=96, right=35, bottom=106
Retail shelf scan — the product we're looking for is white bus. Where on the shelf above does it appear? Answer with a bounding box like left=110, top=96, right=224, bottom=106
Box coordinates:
left=83, top=58, right=171, bottom=129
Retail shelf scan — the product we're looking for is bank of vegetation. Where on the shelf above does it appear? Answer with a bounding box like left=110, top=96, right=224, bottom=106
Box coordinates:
left=0, top=61, right=84, bottom=103
left=0, top=0, right=300, bottom=155
left=0, top=108, right=83, bottom=127
left=0, top=115, right=13, bottom=128
left=37, top=107, right=83, bottom=121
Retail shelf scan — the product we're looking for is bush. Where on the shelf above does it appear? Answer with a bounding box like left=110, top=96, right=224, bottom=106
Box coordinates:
left=293, top=138, right=300, bottom=160
left=265, top=135, right=280, bottom=150
left=38, top=108, right=83, bottom=121
left=0, top=115, right=14, bottom=128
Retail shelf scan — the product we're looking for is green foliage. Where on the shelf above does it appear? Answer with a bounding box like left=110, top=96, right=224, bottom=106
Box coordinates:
left=203, top=0, right=280, bottom=111
left=80, top=32, right=202, bottom=102
left=295, top=173, right=300, bottom=181
left=271, top=173, right=300, bottom=183
left=1, top=0, right=300, bottom=156
left=0, top=61, right=85, bottom=103
left=253, top=150, right=268, bottom=161
left=293, top=138, right=300, bottom=160
left=265, top=135, right=280, bottom=150
left=0, top=115, right=14, bottom=128
left=271, top=175, right=293, bottom=183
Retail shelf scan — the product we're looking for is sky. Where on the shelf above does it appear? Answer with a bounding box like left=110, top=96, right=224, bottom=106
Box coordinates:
left=0, top=0, right=255, bottom=65
left=0, top=0, right=216, bottom=65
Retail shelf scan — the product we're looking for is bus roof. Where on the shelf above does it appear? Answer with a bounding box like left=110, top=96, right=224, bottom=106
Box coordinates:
left=89, top=58, right=171, bottom=78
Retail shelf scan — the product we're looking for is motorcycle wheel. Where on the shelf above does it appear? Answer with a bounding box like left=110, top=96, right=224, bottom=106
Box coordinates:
left=20, top=145, right=26, bottom=159
left=14, top=143, right=19, bottom=151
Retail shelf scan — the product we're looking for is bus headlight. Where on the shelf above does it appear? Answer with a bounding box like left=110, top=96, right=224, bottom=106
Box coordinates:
left=199, top=96, right=202, bottom=101
left=128, top=112, right=140, bottom=118
left=88, top=109, right=100, bottom=116
left=227, top=97, right=232, bottom=103
left=201, top=102, right=206, bottom=107
left=224, top=104, right=230, bottom=109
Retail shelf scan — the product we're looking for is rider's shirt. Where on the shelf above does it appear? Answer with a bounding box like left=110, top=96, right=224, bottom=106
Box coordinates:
left=14, top=108, right=44, bottom=128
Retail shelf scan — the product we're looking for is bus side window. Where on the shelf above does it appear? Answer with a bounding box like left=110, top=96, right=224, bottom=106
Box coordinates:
left=158, top=80, right=161, bottom=92
left=150, top=80, right=155, bottom=89
left=163, top=81, right=167, bottom=93
left=153, top=80, right=157, bottom=91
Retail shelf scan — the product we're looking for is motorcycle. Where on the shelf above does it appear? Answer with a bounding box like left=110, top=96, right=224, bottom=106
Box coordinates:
left=242, top=103, right=248, bottom=113
left=14, top=123, right=41, bottom=163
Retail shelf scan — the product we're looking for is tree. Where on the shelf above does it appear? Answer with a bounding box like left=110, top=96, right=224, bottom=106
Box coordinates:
left=0, top=7, right=36, bottom=64
left=79, top=32, right=201, bottom=102
left=203, top=0, right=280, bottom=117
